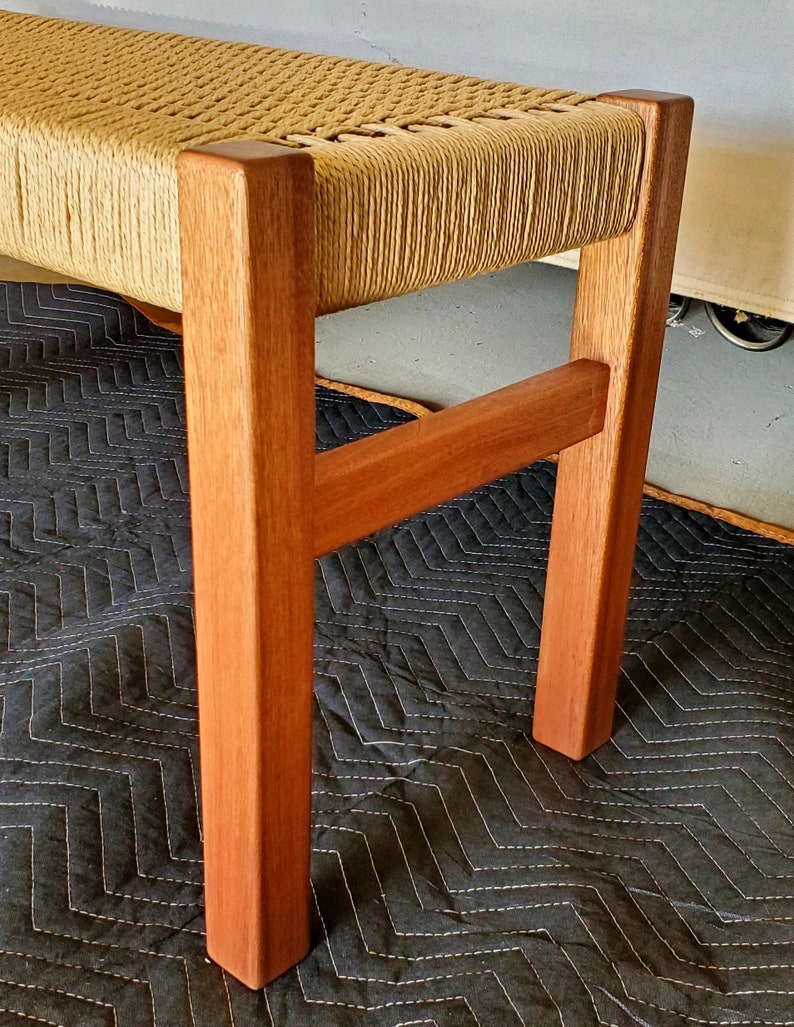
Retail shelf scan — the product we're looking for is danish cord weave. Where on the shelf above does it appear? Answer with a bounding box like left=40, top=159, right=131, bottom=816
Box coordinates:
left=0, top=12, right=645, bottom=314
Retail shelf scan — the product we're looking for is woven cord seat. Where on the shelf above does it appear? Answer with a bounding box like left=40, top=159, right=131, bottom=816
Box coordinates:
left=0, top=12, right=645, bottom=313
left=0, top=11, right=694, bottom=989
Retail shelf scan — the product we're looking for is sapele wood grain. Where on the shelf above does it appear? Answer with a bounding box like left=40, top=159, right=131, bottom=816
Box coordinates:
left=315, top=359, right=609, bottom=557
left=175, top=90, right=693, bottom=990
left=532, top=92, right=694, bottom=759
left=177, top=140, right=316, bottom=988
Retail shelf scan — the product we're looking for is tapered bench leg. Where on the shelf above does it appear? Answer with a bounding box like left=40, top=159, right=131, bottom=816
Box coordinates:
left=177, top=141, right=316, bottom=987
left=532, top=93, right=694, bottom=760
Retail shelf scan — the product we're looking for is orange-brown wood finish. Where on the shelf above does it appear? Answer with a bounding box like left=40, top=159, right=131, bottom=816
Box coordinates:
left=532, top=92, right=694, bottom=759
left=174, top=91, right=692, bottom=989
left=315, top=359, right=609, bottom=556
left=177, top=141, right=316, bottom=988
left=122, top=296, right=183, bottom=334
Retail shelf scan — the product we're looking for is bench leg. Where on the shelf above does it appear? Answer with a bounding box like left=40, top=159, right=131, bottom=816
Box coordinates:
left=532, top=92, right=694, bottom=760
left=177, top=141, right=316, bottom=987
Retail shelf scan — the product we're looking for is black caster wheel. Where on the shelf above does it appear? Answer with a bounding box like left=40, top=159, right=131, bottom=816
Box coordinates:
left=666, top=293, right=691, bottom=325
left=704, top=302, right=793, bottom=351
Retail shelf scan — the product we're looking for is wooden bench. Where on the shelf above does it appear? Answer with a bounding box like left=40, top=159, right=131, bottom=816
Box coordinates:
left=0, top=11, right=693, bottom=987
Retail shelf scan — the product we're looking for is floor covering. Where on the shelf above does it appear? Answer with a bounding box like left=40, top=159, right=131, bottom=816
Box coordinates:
left=0, top=282, right=792, bottom=1025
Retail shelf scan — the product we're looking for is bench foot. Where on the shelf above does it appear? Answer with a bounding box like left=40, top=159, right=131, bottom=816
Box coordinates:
left=532, top=92, right=694, bottom=760
left=177, top=141, right=316, bottom=988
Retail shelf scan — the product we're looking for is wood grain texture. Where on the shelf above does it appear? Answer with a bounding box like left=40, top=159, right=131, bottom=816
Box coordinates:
left=177, top=140, right=316, bottom=987
left=315, top=359, right=609, bottom=556
left=122, top=296, right=183, bottom=334
left=532, top=92, right=694, bottom=760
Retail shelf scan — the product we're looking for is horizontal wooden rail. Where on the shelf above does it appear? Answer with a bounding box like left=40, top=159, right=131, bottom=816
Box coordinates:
left=315, top=358, right=609, bottom=557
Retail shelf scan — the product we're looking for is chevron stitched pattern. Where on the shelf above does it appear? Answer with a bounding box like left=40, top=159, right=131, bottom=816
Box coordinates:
left=0, top=282, right=793, bottom=1024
